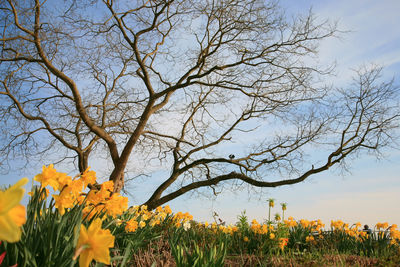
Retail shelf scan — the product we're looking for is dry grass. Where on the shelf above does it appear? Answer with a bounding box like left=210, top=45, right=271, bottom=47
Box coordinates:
left=224, top=253, right=400, bottom=267
left=128, top=237, right=176, bottom=267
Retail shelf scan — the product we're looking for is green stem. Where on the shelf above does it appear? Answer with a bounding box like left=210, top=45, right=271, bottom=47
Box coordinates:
left=268, top=206, right=271, bottom=222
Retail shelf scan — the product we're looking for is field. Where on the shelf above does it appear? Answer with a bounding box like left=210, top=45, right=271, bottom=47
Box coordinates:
left=1, top=167, right=400, bottom=266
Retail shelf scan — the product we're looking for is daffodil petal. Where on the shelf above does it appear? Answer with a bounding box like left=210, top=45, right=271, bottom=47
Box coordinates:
left=93, top=233, right=114, bottom=263
left=76, top=218, right=114, bottom=266
left=87, top=218, right=103, bottom=235
left=8, top=205, right=26, bottom=227
left=1, top=188, right=24, bottom=214
left=0, top=178, right=28, bottom=214
left=79, top=249, right=94, bottom=267
left=93, top=248, right=111, bottom=265
left=76, top=224, right=88, bottom=249
left=0, top=214, right=21, bottom=243
left=9, top=177, right=29, bottom=190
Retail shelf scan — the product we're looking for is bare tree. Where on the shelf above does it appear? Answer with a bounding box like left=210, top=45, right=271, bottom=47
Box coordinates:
left=1, top=0, right=399, bottom=209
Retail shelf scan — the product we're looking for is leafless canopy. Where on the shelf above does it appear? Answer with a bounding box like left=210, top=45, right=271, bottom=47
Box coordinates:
left=1, top=0, right=399, bottom=209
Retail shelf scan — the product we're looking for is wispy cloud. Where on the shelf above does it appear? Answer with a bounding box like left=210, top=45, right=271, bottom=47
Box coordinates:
left=314, top=0, right=400, bottom=73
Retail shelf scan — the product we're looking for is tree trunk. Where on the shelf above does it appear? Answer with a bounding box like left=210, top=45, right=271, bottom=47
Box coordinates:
left=110, top=168, right=124, bottom=193
left=78, top=152, right=88, bottom=173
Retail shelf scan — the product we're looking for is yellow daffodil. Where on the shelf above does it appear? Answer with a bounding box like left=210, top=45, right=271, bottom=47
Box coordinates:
left=104, top=193, right=128, bottom=218
left=57, top=172, right=72, bottom=189
left=284, top=217, right=297, bottom=227
left=260, top=224, right=267, bottom=234
left=269, top=233, right=275, bottom=239
left=251, top=223, right=261, bottom=233
left=155, top=206, right=163, bottom=213
left=68, top=180, right=84, bottom=198
left=34, top=164, right=68, bottom=191
left=359, top=231, right=367, bottom=238
left=300, top=219, right=310, bottom=228
left=163, top=205, right=172, bottom=214
left=140, top=205, right=148, bottom=212
left=80, top=167, right=97, bottom=187
left=156, top=211, right=166, bottom=221
left=0, top=178, right=28, bottom=242
left=101, top=181, right=114, bottom=192
left=52, top=187, right=76, bottom=215
left=75, top=218, right=115, bottom=267
left=149, top=219, right=158, bottom=227
left=141, top=213, right=149, bottom=221
left=306, top=235, right=315, bottom=242
left=125, top=219, right=138, bottom=232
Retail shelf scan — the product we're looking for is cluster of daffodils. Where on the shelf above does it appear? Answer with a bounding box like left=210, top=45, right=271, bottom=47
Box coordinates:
left=377, top=223, right=397, bottom=242
left=250, top=219, right=289, bottom=250
left=206, top=222, right=239, bottom=235
left=284, top=218, right=400, bottom=246
left=172, top=211, right=193, bottom=230
left=330, top=219, right=350, bottom=231
left=251, top=219, right=273, bottom=236
left=284, top=216, right=298, bottom=227
left=376, top=222, right=390, bottom=230
left=374, top=222, right=400, bottom=245
left=1, top=165, right=199, bottom=267
left=0, top=172, right=117, bottom=267
left=330, top=220, right=368, bottom=239
left=218, top=224, right=239, bottom=235
left=32, top=165, right=129, bottom=267
left=195, top=219, right=289, bottom=250
left=34, top=164, right=128, bottom=218
left=84, top=180, right=128, bottom=219
left=299, top=219, right=325, bottom=232
left=124, top=204, right=172, bottom=232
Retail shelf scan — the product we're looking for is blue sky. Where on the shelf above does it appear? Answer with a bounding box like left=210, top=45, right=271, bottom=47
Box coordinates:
left=1, top=0, right=400, bottom=228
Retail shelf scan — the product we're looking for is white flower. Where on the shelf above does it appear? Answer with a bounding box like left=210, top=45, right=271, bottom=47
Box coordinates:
left=183, top=221, right=191, bottom=231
